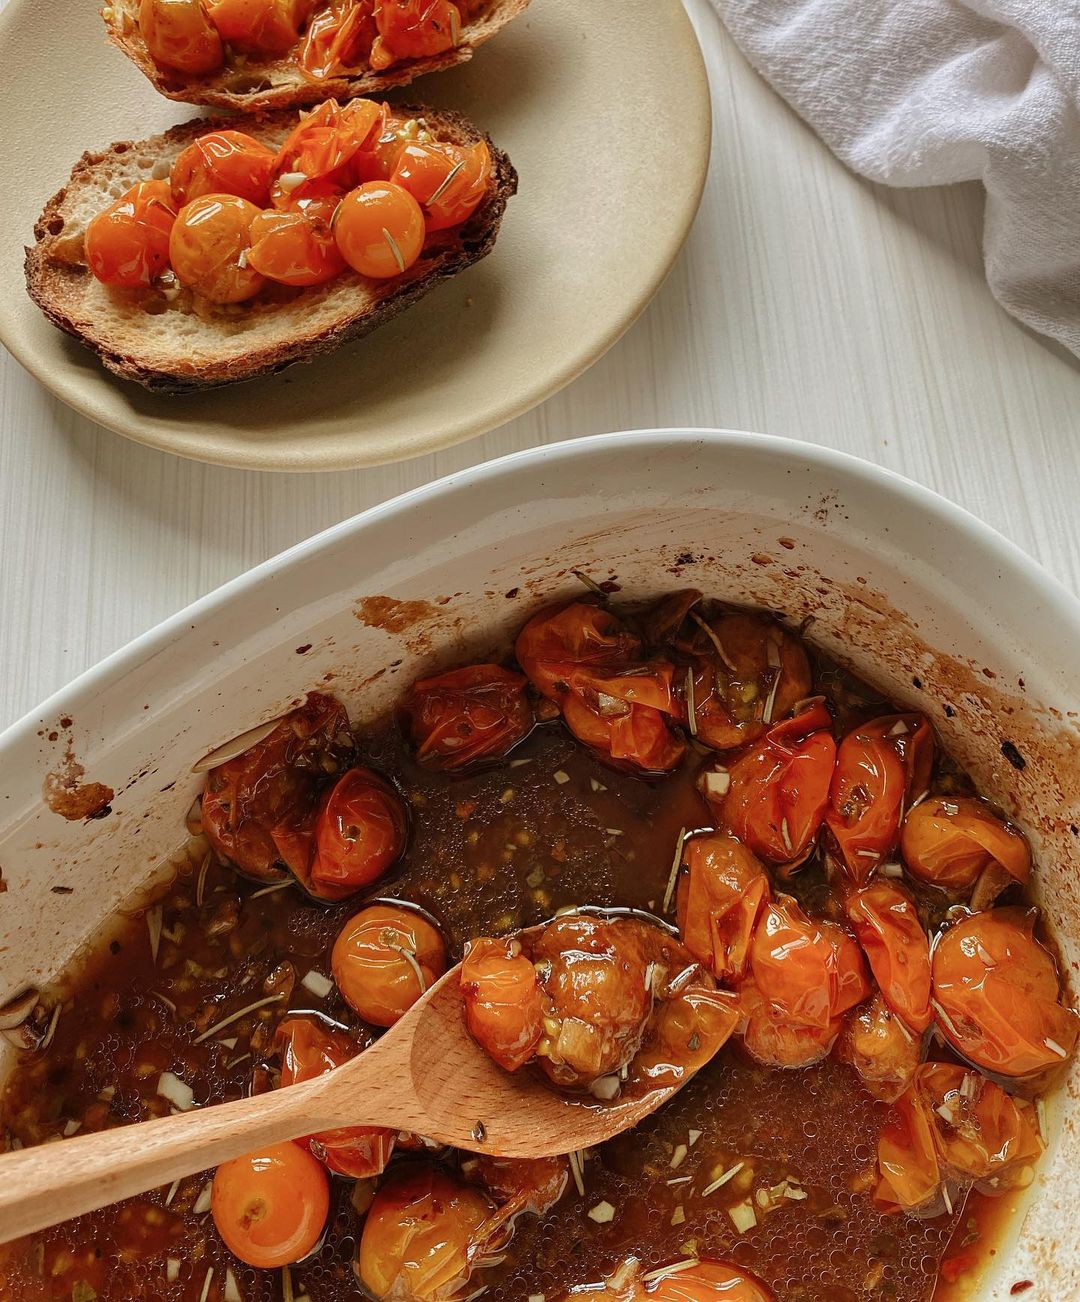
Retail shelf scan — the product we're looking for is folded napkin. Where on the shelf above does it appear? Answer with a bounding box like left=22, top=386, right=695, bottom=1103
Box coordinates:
left=708, top=0, right=1080, bottom=357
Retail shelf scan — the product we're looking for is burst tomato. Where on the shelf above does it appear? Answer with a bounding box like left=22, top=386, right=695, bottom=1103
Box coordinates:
left=299, top=0, right=378, bottom=77
left=846, top=880, right=932, bottom=1032
left=308, top=766, right=407, bottom=899
left=401, top=664, right=533, bottom=770
left=247, top=208, right=346, bottom=286
left=211, top=1142, right=329, bottom=1267
left=676, top=833, right=771, bottom=984
left=85, top=180, right=177, bottom=288
left=334, top=181, right=425, bottom=278
left=460, top=936, right=544, bottom=1071
left=391, top=139, right=491, bottom=231
left=736, top=977, right=842, bottom=1069
left=901, top=795, right=1031, bottom=894
left=825, top=713, right=934, bottom=883
left=931, top=908, right=1079, bottom=1077
left=333, top=903, right=447, bottom=1026
left=169, top=193, right=266, bottom=303
left=275, top=98, right=386, bottom=184
left=464, top=1154, right=569, bottom=1217
left=711, top=701, right=836, bottom=867
left=646, top=1261, right=775, bottom=1302
left=839, top=993, right=921, bottom=1102
left=206, top=0, right=314, bottom=53
left=138, top=0, right=224, bottom=73
left=874, top=1087, right=942, bottom=1214
left=632, top=984, right=740, bottom=1092
left=370, top=0, right=464, bottom=70
left=170, top=130, right=277, bottom=207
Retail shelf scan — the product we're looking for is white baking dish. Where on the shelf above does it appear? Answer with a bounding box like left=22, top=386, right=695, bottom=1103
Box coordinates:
left=1, top=428, right=1076, bottom=1299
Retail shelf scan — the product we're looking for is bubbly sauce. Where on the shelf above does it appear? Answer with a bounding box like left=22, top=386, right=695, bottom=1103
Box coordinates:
left=0, top=659, right=1026, bottom=1302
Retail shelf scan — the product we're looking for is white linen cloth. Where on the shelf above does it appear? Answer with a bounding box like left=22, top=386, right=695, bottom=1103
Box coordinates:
left=707, top=0, right=1080, bottom=357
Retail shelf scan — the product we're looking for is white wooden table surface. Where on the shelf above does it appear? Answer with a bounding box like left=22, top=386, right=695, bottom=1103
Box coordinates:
left=3, top=0, right=1079, bottom=732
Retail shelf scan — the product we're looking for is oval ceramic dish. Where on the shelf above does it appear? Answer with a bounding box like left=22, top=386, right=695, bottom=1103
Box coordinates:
left=0, top=0, right=709, bottom=470
left=1, top=430, right=1077, bottom=1297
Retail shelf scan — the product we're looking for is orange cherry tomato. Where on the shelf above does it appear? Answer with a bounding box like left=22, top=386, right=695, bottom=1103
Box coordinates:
left=931, top=907, right=1079, bottom=1077
left=712, top=701, right=836, bottom=867
left=247, top=208, right=346, bottom=286
left=169, top=193, right=265, bottom=303
left=170, top=130, right=277, bottom=207
left=206, top=0, right=313, bottom=53
left=275, top=1015, right=396, bottom=1178
left=391, top=139, right=491, bottom=231
left=271, top=175, right=345, bottom=225
left=561, top=692, right=686, bottom=774
left=308, top=767, right=407, bottom=899
left=749, top=894, right=870, bottom=1031
left=401, top=664, right=533, bottom=770
left=846, top=880, right=932, bottom=1032
left=840, top=993, right=921, bottom=1102
left=682, top=612, right=813, bottom=751
left=465, top=1154, right=569, bottom=1218
left=333, top=181, right=425, bottom=278
left=901, top=795, right=1032, bottom=894
left=275, top=98, right=386, bottom=184
left=914, top=1061, right=1043, bottom=1192
left=632, top=983, right=740, bottom=1092
left=646, top=1261, right=775, bottom=1302
left=370, top=0, right=463, bottom=70
left=825, top=713, right=935, bottom=884
left=874, top=1087, right=942, bottom=1214
left=736, top=976, right=841, bottom=1069
left=358, top=1165, right=495, bottom=1302
left=138, top=0, right=224, bottom=74
left=332, top=903, right=447, bottom=1026
left=201, top=693, right=353, bottom=883
left=85, top=180, right=177, bottom=288
left=299, top=0, right=378, bottom=78
left=460, top=936, right=544, bottom=1072
left=676, top=833, right=771, bottom=984
left=211, top=1142, right=329, bottom=1268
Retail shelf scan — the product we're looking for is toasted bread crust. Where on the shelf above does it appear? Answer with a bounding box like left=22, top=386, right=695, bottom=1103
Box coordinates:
left=24, top=106, right=517, bottom=393
left=104, top=0, right=531, bottom=112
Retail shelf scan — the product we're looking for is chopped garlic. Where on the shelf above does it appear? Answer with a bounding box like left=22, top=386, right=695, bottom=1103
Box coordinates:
left=553, top=770, right=570, bottom=785
left=728, top=1199, right=757, bottom=1233
left=193, top=1181, right=213, bottom=1215
left=301, top=970, right=333, bottom=999
left=587, top=1201, right=616, bottom=1224
left=156, top=1071, right=194, bottom=1112
left=669, top=1143, right=688, bottom=1169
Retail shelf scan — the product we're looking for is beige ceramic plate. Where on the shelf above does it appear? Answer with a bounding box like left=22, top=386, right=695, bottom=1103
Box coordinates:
left=0, top=0, right=709, bottom=471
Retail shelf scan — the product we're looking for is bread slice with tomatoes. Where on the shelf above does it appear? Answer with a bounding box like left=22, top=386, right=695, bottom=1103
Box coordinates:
left=104, top=0, right=530, bottom=112
left=24, top=101, right=516, bottom=393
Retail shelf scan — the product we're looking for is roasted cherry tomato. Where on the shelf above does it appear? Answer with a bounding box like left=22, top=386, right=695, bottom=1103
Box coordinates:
left=275, top=98, right=386, bottom=184
left=839, top=993, right=921, bottom=1102
left=275, top=1015, right=396, bottom=1178
left=138, top=0, right=224, bottom=74
left=676, top=834, right=770, bottom=984
left=211, top=1142, right=329, bottom=1267
left=299, top=0, right=378, bottom=78
left=333, top=903, right=447, bottom=1026
left=825, top=713, right=934, bottom=884
left=874, top=1087, right=942, bottom=1214
left=749, top=894, right=870, bottom=1032
left=736, top=977, right=841, bottom=1070
left=463, top=1154, right=569, bottom=1218
left=247, top=208, right=347, bottom=286
left=358, top=1165, right=498, bottom=1302
left=846, top=880, right=932, bottom=1032
left=631, top=983, right=740, bottom=1092
left=201, top=693, right=353, bottom=883
left=401, top=664, right=533, bottom=770
left=170, top=130, right=277, bottom=207
left=645, top=1261, right=775, bottom=1302
left=711, top=701, right=836, bottom=868
left=308, top=767, right=407, bottom=899
left=681, top=611, right=813, bottom=751
left=515, top=602, right=685, bottom=774
left=169, top=193, right=266, bottom=303
left=391, top=139, right=491, bottom=231
left=460, top=936, right=544, bottom=1071
left=914, top=1062, right=1043, bottom=1191
left=85, top=180, right=177, bottom=288
left=370, top=0, right=463, bottom=70
left=931, top=907, right=1079, bottom=1077
left=205, top=0, right=314, bottom=53
left=270, top=174, right=345, bottom=224
left=333, top=180, right=425, bottom=278
left=901, top=795, right=1032, bottom=895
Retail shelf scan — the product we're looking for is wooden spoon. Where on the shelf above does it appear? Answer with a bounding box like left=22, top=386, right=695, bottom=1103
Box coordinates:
left=0, top=956, right=707, bottom=1246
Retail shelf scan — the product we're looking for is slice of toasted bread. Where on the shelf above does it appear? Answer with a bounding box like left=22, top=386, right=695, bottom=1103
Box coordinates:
left=25, top=106, right=516, bottom=393
left=104, top=0, right=530, bottom=112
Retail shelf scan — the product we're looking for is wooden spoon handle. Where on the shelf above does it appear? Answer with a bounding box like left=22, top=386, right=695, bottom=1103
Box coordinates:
left=0, top=1073, right=343, bottom=1245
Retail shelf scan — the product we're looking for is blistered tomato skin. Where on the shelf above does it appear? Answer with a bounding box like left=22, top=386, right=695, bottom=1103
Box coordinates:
left=206, top=0, right=314, bottom=53
left=676, top=833, right=771, bottom=984
left=931, top=908, right=1079, bottom=1077
left=901, top=795, right=1032, bottom=894
left=309, top=766, right=408, bottom=898
left=460, top=936, right=544, bottom=1071
left=300, top=0, right=378, bottom=78
left=138, top=0, right=224, bottom=74
left=275, top=98, right=386, bottom=182
left=170, top=130, right=277, bottom=207
left=168, top=193, right=266, bottom=303
left=391, top=139, right=492, bottom=231
left=402, top=664, right=534, bottom=770
left=370, top=0, right=463, bottom=69
left=332, top=903, right=448, bottom=1026
left=333, top=181, right=425, bottom=278
left=247, top=209, right=347, bottom=287
left=211, top=1142, right=329, bottom=1268
left=846, top=880, right=932, bottom=1033
left=85, top=180, right=177, bottom=288
left=874, top=1086, right=942, bottom=1214
left=840, top=994, right=922, bottom=1102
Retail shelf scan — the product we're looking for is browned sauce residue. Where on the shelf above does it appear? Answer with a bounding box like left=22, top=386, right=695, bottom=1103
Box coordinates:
left=42, top=751, right=113, bottom=822
left=354, top=595, right=442, bottom=634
